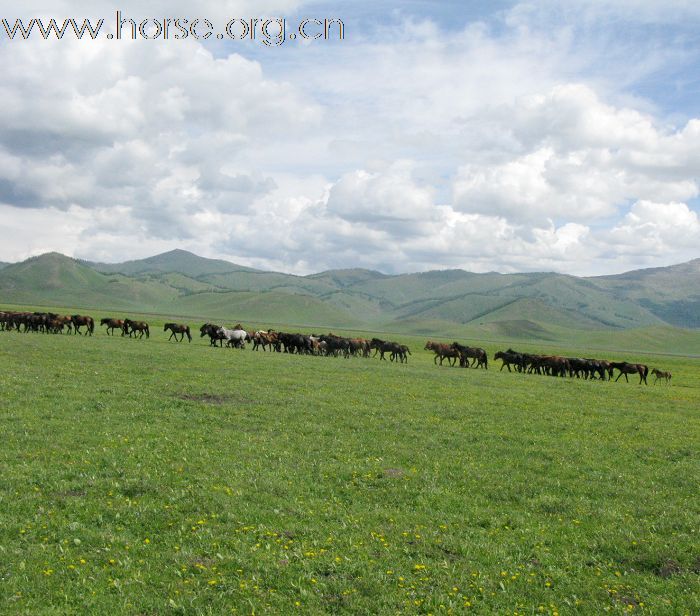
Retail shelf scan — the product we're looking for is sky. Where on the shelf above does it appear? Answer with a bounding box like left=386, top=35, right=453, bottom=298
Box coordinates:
left=0, top=0, right=699, bottom=275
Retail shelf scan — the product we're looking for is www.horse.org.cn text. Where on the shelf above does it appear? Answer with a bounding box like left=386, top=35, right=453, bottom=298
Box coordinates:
left=1, top=12, right=345, bottom=46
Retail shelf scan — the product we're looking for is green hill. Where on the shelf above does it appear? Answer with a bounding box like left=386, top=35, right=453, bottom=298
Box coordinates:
left=307, top=268, right=389, bottom=288
left=1, top=251, right=699, bottom=336
left=171, top=290, right=365, bottom=329
left=589, top=259, right=700, bottom=327
left=0, top=253, right=177, bottom=310
left=88, top=249, right=254, bottom=278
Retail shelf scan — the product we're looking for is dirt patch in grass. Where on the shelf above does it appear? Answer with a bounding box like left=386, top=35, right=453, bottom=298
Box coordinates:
left=618, top=595, right=640, bottom=608
left=56, top=489, right=87, bottom=498
left=383, top=468, right=404, bottom=478
left=177, top=393, right=257, bottom=405
left=179, top=393, right=231, bottom=405
left=657, top=559, right=683, bottom=578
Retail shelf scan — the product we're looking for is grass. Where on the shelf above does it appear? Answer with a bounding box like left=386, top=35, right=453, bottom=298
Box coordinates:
left=1, top=311, right=699, bottom=614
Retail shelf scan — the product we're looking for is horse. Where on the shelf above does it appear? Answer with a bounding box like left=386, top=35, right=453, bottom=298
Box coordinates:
left=494, top=350, right=523, bottom=372
left=218, top=327, right=248, bottom=348
left=651, top=368, right=672, bottom=385
left=100, top=317, right=126, bottom=336
left=539, top=356, right=569, bottom=377
left=396, top=344, right=411, bottom=363
left=45, top=315, right=72, bottom=334
left=373, top=341, right=404, bottom=363
left=164, top=322, right=192, bottom=342
left=610, top=361, right=649, bottom=385
left=71, top=314, right=94, bottom=336
left=425, top=341, right=460, bottom=366
left=124, top=318, right=150, bottom=339
left=200, top=323, right=225, bottom=347
left=369, top=338, right=386, bottom=357
left=252, top=330, right=279, bottom=351
left=451, top=342, right=488, bottom=369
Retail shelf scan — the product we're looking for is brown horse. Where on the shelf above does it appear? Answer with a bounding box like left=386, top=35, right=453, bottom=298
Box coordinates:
left=539, top=356, right=570, bottom=377
left=451, top=342, right=488, bottom=369
left=425, top=341, right=460, bottom=366
left=124, top=318, right=150, bottom=339
left=71, top=314, right=94, bottom=336
left=164, top=322, right=192, bottom=342
left=611, top=361, right=648, bottom=384
left=100, top=317, right=126, bottom=336
left=651, top=368, right=672, bottom=385
left=252, top=330, right=278, bottom=351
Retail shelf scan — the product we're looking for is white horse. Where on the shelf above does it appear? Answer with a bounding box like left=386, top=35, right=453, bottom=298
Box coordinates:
left=217, top=327, right=248, bottom=348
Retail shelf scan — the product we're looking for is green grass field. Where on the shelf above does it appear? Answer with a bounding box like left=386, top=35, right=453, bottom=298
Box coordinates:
left=1, top=312, right=699, bottom=614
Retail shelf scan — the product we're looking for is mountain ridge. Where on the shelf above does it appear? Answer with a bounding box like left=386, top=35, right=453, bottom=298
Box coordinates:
left=1, top=250, right=699, bottom=332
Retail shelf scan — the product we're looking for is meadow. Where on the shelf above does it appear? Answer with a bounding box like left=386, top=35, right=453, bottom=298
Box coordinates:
left=1, top=311, right=699, bottom=615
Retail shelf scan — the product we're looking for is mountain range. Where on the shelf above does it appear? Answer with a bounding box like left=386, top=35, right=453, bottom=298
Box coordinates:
left=0, top=250, right=699, bottom=337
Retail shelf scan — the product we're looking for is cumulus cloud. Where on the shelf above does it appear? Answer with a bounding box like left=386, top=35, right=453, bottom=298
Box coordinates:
left=0, top=1, right=699, bottom=276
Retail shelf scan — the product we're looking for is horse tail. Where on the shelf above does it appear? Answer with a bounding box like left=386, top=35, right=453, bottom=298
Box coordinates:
left=88, top=317, right=94, bottom=334
left=146, top=324, right=150, bottom=338
left=483, top=353, right=488, bottom=369
left=186, top=326, right=192, bottom=342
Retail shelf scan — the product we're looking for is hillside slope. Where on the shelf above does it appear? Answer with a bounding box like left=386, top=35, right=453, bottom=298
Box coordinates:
left=1, top=251, right=699, bottom=331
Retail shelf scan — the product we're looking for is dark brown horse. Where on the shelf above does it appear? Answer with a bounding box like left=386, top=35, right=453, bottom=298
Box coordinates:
left=100, top=317, right=126, bottom=336
left=611, top=361, right=648, bottom=384
left=539, top=356, right=570, bottom=377
left=124, top=318, right=150, bottom=339
left=71, top=314, right=94, bottom=336
left=164, top=322, right=192, bottom=342
left=494, top=350, right=523, bottom=372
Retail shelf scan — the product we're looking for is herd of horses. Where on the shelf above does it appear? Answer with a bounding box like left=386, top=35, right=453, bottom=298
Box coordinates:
left=199, top=323, right=410, bottom=360
left=416, top=341, right=672, bottom=385
left=1, top=309, right=673, bottom=384
left=491, top=348, right=670, bottom=385
left=0, top=311, right=95, bottom=335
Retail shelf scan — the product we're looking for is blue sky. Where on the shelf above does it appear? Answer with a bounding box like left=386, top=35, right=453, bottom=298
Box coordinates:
left=1, top=0, right=699, bottom=274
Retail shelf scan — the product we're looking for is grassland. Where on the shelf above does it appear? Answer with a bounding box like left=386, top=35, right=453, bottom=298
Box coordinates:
left=1, top=311, right=699, bottom=615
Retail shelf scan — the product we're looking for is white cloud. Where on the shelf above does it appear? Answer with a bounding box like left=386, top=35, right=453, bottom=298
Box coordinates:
left=0, top=2, right=699, bottom=276
left=606, top=201, right=700, bottom=256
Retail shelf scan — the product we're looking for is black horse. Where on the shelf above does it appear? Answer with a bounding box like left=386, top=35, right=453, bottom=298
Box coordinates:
left=200, top=323, right=225, bottom=347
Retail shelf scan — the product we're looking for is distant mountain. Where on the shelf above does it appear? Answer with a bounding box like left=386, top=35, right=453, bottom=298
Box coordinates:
left=307, top=268, right=388, bottom=288
left=1, top=251, right=699, bottom=334
left=589, top=259, right=700, bottom=327
left=88, top=249, right=256, bottom=277
left=0, top=262, right=8, bottom=270
left=0, top=252, right=178, bottom=310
